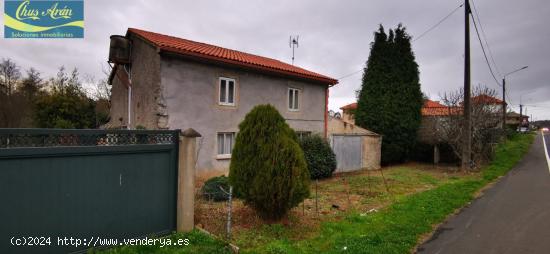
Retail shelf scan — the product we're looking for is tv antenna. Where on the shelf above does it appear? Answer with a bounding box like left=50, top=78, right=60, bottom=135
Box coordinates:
left=289, top=35, right=299, bottom=65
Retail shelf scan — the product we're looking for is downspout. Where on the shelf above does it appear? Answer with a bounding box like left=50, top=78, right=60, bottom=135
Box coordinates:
left=127, top=69, right=132, bottom=129
left=124, top=42, right=132, bottom=130
left=324, top=87, right=329, bottom=139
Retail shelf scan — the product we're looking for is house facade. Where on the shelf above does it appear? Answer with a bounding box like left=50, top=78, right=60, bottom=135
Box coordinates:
left=107, top=28, right=337, bottom=175
left=506, top=112, right=529, bottom=126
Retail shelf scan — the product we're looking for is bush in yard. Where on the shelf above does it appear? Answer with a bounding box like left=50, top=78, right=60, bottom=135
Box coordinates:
left=229, top=104, right=310, bottom=221
left=298, top=135, right=337, bottom=179
left=201, top=176, right=230, bottom=202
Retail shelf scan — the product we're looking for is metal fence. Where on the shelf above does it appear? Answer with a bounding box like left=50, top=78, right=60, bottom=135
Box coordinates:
left=0, top=128, right=180, bottom=254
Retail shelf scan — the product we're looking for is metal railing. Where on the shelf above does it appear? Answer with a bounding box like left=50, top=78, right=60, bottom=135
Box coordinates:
left=0, top=129, right=179, bottom=148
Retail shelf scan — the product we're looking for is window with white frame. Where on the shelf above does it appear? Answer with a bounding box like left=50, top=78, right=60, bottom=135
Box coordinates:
left=217, top=132, right=235, bottom=155
left=296, top=131, right=311, bottom=139
left=219, top=77, right=236, bottom=106
left=288, top=87, right=300, bottom=111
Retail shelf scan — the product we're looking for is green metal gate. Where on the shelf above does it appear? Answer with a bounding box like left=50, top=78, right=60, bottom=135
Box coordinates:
left=0, top=129, right=180, bottom=254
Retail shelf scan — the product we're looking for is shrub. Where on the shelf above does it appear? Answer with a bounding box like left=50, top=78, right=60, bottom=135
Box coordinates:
left=355, top=25, right=423, bottom=164
left=298, top=135, right=336, bottom=179
left=229, top=104, right=310, bottom=220
left=201, top=176, right=230, bottom=202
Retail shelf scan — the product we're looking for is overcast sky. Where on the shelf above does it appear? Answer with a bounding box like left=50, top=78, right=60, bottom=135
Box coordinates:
left=1, top=0, right=549, bottom=120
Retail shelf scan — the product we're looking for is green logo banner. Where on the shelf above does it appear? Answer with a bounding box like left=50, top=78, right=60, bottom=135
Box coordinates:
left=4, top=0, right=84, bottom=38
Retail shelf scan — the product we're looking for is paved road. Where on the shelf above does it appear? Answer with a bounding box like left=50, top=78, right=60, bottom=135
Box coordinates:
left=418, top=132, right=550, bottom=254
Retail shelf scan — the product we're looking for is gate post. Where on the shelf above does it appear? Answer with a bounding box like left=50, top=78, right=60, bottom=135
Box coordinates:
left=178, top=128, right=201, bottom=232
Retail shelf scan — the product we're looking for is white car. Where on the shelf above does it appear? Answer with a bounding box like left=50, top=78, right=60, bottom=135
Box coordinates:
left=542, top=127, right=549, bottom=132
left=518, top=127, right=529, bottom=133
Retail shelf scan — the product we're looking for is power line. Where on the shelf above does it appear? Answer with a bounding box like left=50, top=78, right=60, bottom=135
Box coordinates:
left=470, top=0, right=501, bottom=77
left=470, top=11, right=501, bottom=87
left=336, top=69, right=363, bottom=80
left=413, top=3, right=464, bottom=42
left=506, top=89, right=513, bottom=106
left=336, top=3, right=464, bottom=80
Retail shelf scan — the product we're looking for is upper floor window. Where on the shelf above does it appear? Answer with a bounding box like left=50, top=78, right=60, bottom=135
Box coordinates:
left=288, top=87, right=300, bottom=111
left=219, top=77, right=236, bottom=106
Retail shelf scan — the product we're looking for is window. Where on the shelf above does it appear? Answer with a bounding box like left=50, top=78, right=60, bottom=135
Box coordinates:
left=288, top=88, right=300, bottom=111
left=296, top=131, right=311, bottom=139
left=219, top=77, right=236, bottom=106
left=217, top=132, right=235, bottom=156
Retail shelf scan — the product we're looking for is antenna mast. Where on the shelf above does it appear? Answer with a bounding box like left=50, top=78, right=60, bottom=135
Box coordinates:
left=289, top=35, right=299, bottom=65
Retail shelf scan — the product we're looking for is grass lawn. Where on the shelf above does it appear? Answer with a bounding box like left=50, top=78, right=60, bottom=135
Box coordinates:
left=196, top=133, right=534, bottom=254
left=100, top=133, right=534, bottom=254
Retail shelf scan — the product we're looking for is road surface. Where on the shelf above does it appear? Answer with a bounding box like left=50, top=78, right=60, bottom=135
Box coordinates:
left=417, top=132, right=550, bottom=254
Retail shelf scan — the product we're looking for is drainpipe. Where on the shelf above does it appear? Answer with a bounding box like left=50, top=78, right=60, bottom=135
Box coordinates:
left=124, top=64, right=132, bottom=129
left=125, top=41, right=133, bottom=130
left=128, top=80, right=132, bottom=129
left=324, top=87, right=329, bottom=139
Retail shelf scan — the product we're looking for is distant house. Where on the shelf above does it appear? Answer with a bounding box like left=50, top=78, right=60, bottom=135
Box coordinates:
left=471, top=94, right=504, bottom=114
left=338, top=100, right=455, bottom=145
left=106, top=28, right=338, bottom=175
left=340, top=102, right=357, bottom=124
left=339, top=100, right=456, bottom=163
left=506, top=112, right=529, bottom=126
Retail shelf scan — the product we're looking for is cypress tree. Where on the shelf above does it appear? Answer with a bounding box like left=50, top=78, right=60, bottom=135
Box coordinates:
left=229, top=104, right=310, bottom=221
left=355, top=24, right=423, bottom=164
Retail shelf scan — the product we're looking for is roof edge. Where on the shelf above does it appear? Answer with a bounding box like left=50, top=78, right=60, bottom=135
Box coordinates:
left=126, top=28, right=338, bottom=86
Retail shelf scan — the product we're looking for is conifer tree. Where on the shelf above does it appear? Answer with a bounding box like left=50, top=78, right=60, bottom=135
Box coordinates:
left=229, top=104, right=310, bottom=220
left=355, top=24, right=423, bottom=164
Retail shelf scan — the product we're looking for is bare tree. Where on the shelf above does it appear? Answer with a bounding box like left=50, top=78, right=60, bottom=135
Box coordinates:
left=0, top=58, right=23, bottom=127
left=84, top=63, right=112, bottom=101
left=19, top=68, right=43, bottom=99
left=0, top=58, right=21, bottom=96
left=437, top=85, right=503, bottom=169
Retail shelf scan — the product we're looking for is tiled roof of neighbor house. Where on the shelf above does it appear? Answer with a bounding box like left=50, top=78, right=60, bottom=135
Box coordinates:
left=340, top=100, right=458, bottom=116
left=422, top=99, right=453, bottom=116
left=471, top=94, right=503, bottom=105
left=340, top=103, right=357, bottom=110
left=127, top=28, right=338, bottom=85
left=507, top=112, right=529, bottom=118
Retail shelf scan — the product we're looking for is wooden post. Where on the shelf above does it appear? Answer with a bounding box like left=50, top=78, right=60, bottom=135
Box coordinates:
left=433, top=144, right=440, bottom=164
left=177, top=128, right=201, bottom=232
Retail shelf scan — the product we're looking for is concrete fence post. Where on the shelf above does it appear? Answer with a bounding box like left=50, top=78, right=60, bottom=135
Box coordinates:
left=177, top=128, right=201, bottom=233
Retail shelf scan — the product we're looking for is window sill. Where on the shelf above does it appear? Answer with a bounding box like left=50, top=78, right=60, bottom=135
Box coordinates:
left=216, top=154, right=232, bottom=160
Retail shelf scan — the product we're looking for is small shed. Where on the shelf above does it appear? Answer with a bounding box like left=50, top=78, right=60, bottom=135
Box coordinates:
left=327, top=116, right=381, bottom=172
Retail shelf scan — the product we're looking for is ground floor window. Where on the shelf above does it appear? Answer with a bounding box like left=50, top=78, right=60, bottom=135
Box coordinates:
left=296, top=131, right=311, bottom=139
left=217, top=132, right=235, bottom=155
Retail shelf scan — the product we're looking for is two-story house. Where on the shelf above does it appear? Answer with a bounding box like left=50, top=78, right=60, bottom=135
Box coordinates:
left=106, top=28, right=338, bottom=175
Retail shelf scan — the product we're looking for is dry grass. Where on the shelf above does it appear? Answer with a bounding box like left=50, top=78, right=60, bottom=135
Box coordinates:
left=194, top=163, right=473, bottom=249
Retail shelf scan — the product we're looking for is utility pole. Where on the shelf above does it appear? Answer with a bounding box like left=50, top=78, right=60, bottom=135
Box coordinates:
left=502, top=78, right=506, bottom=129
left=462, top=0, right=472, bottom=171
left=519, top=104, right=523, bottom=121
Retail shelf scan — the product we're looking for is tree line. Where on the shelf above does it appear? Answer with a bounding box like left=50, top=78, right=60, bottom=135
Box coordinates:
left=0, top=58, right=110, bottom=129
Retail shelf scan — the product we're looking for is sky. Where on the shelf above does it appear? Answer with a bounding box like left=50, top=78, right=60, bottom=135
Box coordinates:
left=1, top=0, right=549, bottom=120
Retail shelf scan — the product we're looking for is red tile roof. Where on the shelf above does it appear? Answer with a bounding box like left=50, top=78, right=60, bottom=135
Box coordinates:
left=471, top=94, right=503, bottom=105
left=422, top=100, right=457, bottom=116
left=340, top=103, right=357, bottom=111
left=340, top=100, right=458, bottom=116
left=127, top=28, right=338, bottom=85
